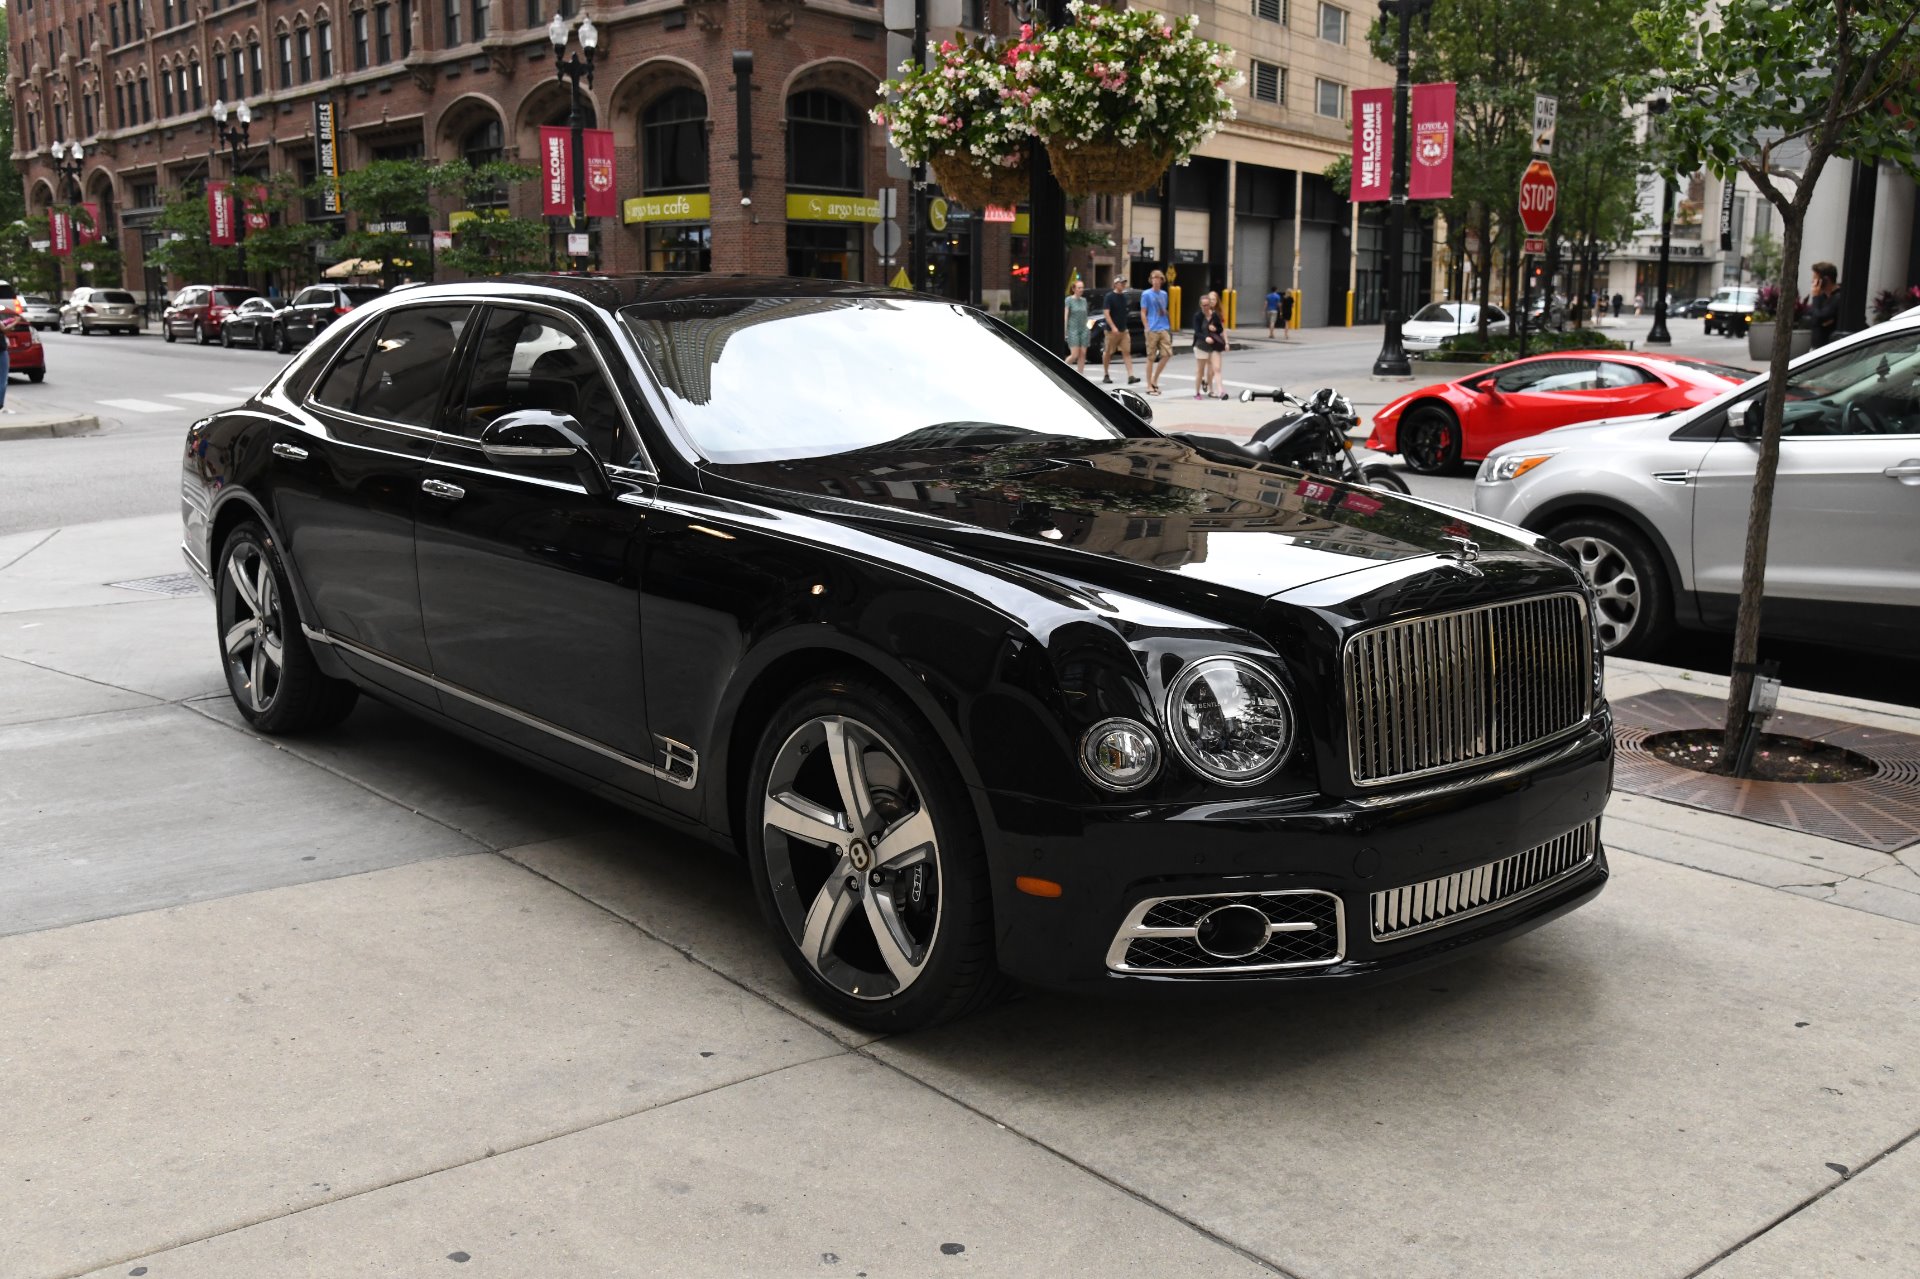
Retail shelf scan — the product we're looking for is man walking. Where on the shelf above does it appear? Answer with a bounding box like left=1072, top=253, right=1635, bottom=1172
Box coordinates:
left=1279, top=289, right=1294, bottom=340
left=1101, top=276, right=1139, bottom=385
left=1140, top=270, right=1172, bottom=394
left=1265, top=285, right=1283, bottom=338
left=1611, top=292, right=1623, bottom=318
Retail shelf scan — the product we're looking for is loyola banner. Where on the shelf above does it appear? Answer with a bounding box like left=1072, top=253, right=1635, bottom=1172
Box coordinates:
left=1351, top=88, right=1392, bottom=202
left=245, top=186, right=270, bottom=233
left=539, top=126, right=572, bottom=216
left=1409, top=82, right=1456, bottom=200
left=209, top=181, right=237, bottom=246
left=583, top=128, right=617, bottom=219
left=77, top=201, right=103, bottom=246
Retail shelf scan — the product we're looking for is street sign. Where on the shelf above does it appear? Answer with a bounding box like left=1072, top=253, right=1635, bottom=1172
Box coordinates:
left=1519, top=160, right=1558, bottom=235
left=566, top=232, right=590, bottom=256
left=928, top=197, right=949, bottom=232
left=873, top=219, right=903, bottom=258
left=1532, top=94, right=1558, bottom=156
left=1523, top=236, right=1547, bottom=255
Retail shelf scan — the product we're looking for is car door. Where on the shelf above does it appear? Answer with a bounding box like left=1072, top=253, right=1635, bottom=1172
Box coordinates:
left=284, top=286, right=328, bottom=344
left=1692, top=325, right=1920, bottom=649
left=1477, top=358, right=1612, bottom=450
left=270, top=303, right=476, bottom=708
left=412, top=302, right=664, bottom=799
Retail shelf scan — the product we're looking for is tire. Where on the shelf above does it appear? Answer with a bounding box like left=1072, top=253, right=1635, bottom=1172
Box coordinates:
left=256, top=325, right=270, bottom=351
left=275, top=325, right=291, bottom=354
left=221, top=324, right=234, bottom=348
left=1547, top=514, right=1674, bottom=659
left=80, top=320, right=92, bottom=336
left=216, top=522, right=359, bottom=733
left=1359, top=463, right=1410, bottom=494
left=1400, top=404, right=1464, bottom=474
left=194, top=321, right=209, bottom=346
left=163, top=322, right=177, bottom=343
left=746, top=676, right=1007, bottom=1032
left=27, top=369, right=44, bottom=383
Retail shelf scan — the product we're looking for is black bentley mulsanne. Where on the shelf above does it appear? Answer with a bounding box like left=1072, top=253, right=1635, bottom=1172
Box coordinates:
left=182, top=275, right=1612, bottom=1030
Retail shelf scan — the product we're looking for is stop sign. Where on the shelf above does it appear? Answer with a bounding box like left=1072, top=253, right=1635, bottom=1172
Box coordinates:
left=1519, top=160, right=1558, bottom=235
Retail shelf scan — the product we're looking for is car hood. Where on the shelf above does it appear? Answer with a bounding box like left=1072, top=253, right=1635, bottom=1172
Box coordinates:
left=1486, top=409, right=1682, bottom=457
left=704, top=436, right=1551, bottom=605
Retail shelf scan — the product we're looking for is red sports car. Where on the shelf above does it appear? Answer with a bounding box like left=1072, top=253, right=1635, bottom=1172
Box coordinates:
left=1368, top=349, right=1752, bottom=474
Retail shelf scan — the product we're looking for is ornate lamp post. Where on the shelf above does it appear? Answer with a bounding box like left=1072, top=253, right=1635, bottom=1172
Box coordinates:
left=48, top=140, right=86, bottom=304
left=548, top=12, right=599, bottom=270
left=212, top=99, right=255, bottom=281
left=1645, top=97, right=1674, bottom=345
left=1370, top=0, right=1434, bottom=378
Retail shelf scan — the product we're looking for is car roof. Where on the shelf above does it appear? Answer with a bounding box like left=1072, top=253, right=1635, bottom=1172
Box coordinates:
left=406, top=273, right=908, bottom=311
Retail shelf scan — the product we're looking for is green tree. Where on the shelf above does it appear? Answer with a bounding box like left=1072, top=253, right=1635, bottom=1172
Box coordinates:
left=0, top=8, right=25, bottom=228
left=0, top=220, right=58, bottom=293
left=328, top=158, right=441, bottom=287
left=434, top=160, right=549, bottom=278
left=230, top=175, right=329, bottom=288
left=1746, top=230, right=1783, bottom=287
left=146, top=187, right=243, bottom=283
left=1628, top=0, right=1920, bottom=769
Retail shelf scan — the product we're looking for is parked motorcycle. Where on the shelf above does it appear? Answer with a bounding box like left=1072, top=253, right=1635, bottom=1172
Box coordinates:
left=1172, top=386, right=1411, bottom=494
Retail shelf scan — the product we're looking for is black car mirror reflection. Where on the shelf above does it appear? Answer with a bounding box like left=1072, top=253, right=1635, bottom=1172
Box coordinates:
left=1108, top=386, right=1153, bottom=423
left=479, top=410, right=610, bottom=496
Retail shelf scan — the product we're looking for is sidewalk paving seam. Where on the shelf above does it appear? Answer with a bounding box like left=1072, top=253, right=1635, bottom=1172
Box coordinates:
left=1605, top=825, right=1920, bottom=929
left=0, top=649, right=187, bottom=705
left=48, top=1055, right=838, bottom=1279
left=1685, top=1121, right=1920, bottom=1278
left=0, top=527, right=59, bottom=573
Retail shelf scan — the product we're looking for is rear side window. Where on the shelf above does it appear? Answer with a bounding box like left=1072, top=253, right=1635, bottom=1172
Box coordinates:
left=311, top=320, right=380, bottom=411
left=213, top=289, right=259, bottom=306
left=1595, top=362, right=1659, bottom=389
left=341, top=287, right=384, bottom=307
left=354, top=306, right=474, bottom=429
left=295, top=287, right=329, bottom=306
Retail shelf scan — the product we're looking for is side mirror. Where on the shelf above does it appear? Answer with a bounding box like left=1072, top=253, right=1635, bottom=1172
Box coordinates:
left=479, top=410, right=610, bottom=496
left=1727, top=400, right=1756, bottom=442
left=1109, top=386, right=1153, bottom=423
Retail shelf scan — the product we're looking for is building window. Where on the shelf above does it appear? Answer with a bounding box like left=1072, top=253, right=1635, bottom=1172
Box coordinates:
left=463, top=118, right=505, bottom=203
left=643, top=88, right=708, bottom=193
left=400, top=0, right=414, bottom=54
left=473, top=0, right=488, bottom=39
left=110, top=8, right=122, bottom=45
left=250, top=42, right=264, bottom=94
left=318, top=20, right=332, bottom=75
left=786, top=91, right=862, bottom=193
left=1316, top=78, right=1345, bottom=118
left=1318, top=3, right=1346, bottom=43
left=647, top=225, right=711, bottom=272
left=376, top=4, right=393, bottom=60
left=161, top=0, right=174, bottom=26
left=133, top=181, right=158, bottom=208
left=1252, top=0, right=1285, bottom=24
left=526, top=0, right=538, bottom=25
left=139, top=74, right=152, bottom=121
left=83, top=94, right=95, bottom=135
left=559, top=0, right=574, bottom=17
left=161, top=69, right=174, bottom=115
left=191, top=59, right=204, bottom=109
left=444, top=0, right=461, bottom=46
left=232, top=48, right=246, bottom=96
left=298, top=28, right=312, bottom=81
left=216, top=54, right=228, bottom=100
left=787, top=223, right=863, bottom=280
left=114, top=82, right=126, bottom=127
left=1251, top=60, right=1282, bottom=104
left=961, top=0, right=986, bottom=27
left=279, top=34, right=293, bottom=86
left=353, top=12, right=369, bottom=67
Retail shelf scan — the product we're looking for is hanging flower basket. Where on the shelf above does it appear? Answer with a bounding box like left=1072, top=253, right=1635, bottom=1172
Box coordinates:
left=1045, top=141, right=1176, bottom=199
left=928, top=151, right=1031, bottom=209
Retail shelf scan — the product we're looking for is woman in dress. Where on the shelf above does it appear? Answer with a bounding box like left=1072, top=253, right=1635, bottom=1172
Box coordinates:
left=1192, top=292, right=1228, bottom=398
left=1064, top=278, right=1091, bottom=373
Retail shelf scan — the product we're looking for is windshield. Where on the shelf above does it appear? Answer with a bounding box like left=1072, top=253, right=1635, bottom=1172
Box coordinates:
left=1410, top=303, right=1469, bottom=324
left=1772, top=329, right=1920, bottom=435
left=1673, top=359, right=1756, bottom=383
left=622, top=296, right=1128, bottom=464
left=98, top=290, right=136, bottom=304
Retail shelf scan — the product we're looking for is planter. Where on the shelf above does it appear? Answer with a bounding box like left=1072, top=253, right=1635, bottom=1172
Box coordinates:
left=1747, top=321, right=1813, bottom=361
left=928, top=152, right=1031, bottom=209
left=1043, top=140, right=1174, bottom=197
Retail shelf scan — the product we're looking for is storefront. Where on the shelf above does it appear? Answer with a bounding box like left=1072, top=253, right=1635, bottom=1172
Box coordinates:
left=785, top=193, right=879, bottom=281
left=624, top=193, right=712, bottom=272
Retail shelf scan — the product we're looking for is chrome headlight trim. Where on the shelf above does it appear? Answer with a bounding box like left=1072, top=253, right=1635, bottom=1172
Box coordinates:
left=1077, top=716, right=1163, bottom=792
left=1162, top=656, right=1296, bottom=787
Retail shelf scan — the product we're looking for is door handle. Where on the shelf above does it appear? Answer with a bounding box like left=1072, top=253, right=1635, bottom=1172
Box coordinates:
left=1884, top=461, right=1920, bottom=480
left=271, top=442, right=309, bottom=461
left=421, top=478, right=466, bottom=501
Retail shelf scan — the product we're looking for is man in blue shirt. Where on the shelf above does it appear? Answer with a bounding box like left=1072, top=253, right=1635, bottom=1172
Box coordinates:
left=1100, top=277, right=1139, bottom=385
left=1265, top=286, right=1283, bottom=338
left=1140, top=269, right=1172, bottom=394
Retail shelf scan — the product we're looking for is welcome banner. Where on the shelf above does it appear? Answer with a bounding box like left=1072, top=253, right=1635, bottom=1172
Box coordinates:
left=583, top=128, right=617, bottom=219
left=209, top=181, right=237, bottom=246
left=49, top=211, right=72, bottom=256
left=1409, top=82, right=1457, bottom=200
left=539, top=126, right=573, bottom=217
left=1351, top=88, right=1392, bottom=202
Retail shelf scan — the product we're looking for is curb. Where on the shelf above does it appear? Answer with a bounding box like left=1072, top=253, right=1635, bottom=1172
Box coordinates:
left=0, top=413, right=101, bottom=441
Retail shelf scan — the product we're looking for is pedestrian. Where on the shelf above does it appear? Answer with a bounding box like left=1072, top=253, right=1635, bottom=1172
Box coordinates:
left=1279, top=289, right=1294, bottom=340
left=1633, top=291, right=1644, bottom=315
left=0, top=315, right=11, bottom=413
left=1064, top=277, right=1091, bottom=374
left=1100, top=274, right=1140, bottom=385
left=1140, top=269, right=1172, bottom=394
left=1192, top=291, right=1228, bottom=399
left=1807, top=261, right=1841, bottom=347
left=1611, top=292, right=1623, bottom=318
left=1264, top=284, right=1282, bottom=338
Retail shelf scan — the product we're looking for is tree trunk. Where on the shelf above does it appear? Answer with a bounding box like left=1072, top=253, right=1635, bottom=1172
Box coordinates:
left=1718, top=213, right=1806, bottom=772
left=1475, top=205, right=1494, bottom=339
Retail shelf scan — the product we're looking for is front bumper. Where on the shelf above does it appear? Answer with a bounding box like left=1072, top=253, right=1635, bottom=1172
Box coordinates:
left=984, top=723, right=1612, bottom=994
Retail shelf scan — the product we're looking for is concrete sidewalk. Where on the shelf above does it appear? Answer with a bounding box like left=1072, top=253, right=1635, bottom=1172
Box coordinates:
left=3, top=514, right=1918, bottom=1279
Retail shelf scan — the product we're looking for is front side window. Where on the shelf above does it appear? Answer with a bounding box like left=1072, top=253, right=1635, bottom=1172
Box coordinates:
left=1595, top=362, right=1658, bottom=389
left=786, top=91, right=862, bottom=193
left=354, top=306, right=475, bottom=428
left=1769, top=330, right=1920, bottom=437
left=623, top=297, right=1126, bottom=465
left=459, top=308, right=627, bottom=460
left=1495, top=359, right=1601, bottom=394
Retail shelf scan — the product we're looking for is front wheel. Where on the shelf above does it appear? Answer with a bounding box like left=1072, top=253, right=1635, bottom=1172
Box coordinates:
left=275, top=325, right=291, bottom=354
left=216, top=522, right=359, bottom=733
left=163, top=322, right=177, bottom=343
left=1359, top=463, right=1410, bottom=494
left=1400, top=404, right=1464, bottom=474
left=26, top=369, right=44, bottom=383
left=1548, top=514, right=1674, bottom=659
left=746, top=677, right=1006, bottom=1031
left=221, top=325, right=234, bottom=348
left=194, top=321, right=209, bottom=346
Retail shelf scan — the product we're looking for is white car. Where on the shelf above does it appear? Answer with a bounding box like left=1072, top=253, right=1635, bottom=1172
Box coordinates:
left=1474, top=308, right=1920, bottom=656
left=21, top=294, right=59, bottom=329
left=1401, top=301, right=1512, bottom=350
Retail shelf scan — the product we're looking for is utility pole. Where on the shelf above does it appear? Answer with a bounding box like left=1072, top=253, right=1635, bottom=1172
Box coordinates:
left=1370, top=0, right=1433, bottom=377
left=1646, top=97, right=1673, bottom=345
left=1024, top=0, right=1071, bottom=352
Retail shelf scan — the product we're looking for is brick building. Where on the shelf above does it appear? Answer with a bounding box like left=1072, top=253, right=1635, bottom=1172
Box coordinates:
left=8, top=0, right=1399, bottom=325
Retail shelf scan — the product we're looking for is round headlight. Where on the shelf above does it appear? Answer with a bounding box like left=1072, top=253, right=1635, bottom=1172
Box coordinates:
left=1164, top=657, right=1295, bottom=786
left=1079, top=717, right=1161, bottom=792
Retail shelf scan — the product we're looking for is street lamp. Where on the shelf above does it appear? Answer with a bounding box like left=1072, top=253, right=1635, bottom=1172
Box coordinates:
left=212, top=99, right=255, bottom=282
left=1370, top=0, right=1435, bottom=379
left=549, top=12, right=599, bottom=270
left=1645, top=97, right=1674, bottom=345
left=48, top=140, right=86, bottom=305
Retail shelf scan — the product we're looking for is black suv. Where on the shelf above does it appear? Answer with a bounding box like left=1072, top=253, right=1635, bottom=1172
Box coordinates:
left=271, top=284, right=385, bottom=353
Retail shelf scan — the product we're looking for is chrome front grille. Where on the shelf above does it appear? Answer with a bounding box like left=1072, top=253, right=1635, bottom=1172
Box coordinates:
left=1370, top=821, right=1598, bottom=942
left=1107, top=890, right=1344, bottom=975
left=1343, top=592, right=1592, bottom=786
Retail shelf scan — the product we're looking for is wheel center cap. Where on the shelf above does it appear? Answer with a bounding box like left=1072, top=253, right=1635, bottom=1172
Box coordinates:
left=848, top=840, right=872, bottom=872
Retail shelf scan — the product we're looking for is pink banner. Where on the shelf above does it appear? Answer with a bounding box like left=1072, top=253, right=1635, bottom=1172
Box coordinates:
left=77, top=201, right=103, bottom=246
left=539, top=126, right=573, bottom=217
left=1410, top=82, right=1456, bottom=201
left=244, top=186, right=270, bottom=233
left=1351, top=88, right=1392, bottom=202
left=583, top=128, right=617, bottom=220
left=208, top=181, right=237, bottom=246
left=49, top=211, right=71, bottom=256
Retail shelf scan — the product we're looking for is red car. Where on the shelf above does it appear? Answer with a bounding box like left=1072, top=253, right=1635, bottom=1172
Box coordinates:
left=1369, top=349, right=1753, bottom=474
left=4, top=317, right=45, bottom=382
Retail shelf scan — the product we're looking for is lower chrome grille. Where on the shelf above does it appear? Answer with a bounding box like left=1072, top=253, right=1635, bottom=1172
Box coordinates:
left=1370, top=821, right=1598, bottom=942
left=1107, top=890, right=1344, bottom=975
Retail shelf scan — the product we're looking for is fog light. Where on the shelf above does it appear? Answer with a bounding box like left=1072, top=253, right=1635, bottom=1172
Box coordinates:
left=1079, top=717, right=1161, bottom=792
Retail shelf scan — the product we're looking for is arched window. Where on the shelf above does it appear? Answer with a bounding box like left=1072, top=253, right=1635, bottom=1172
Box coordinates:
left=190, top=57, right=204, bottom=109
left=642, top=88, right=707, bottom=193
left=278, top=32, right=293, bottom=86
left=215, top=52, right=229, bottom=100
left=351, top=8, right=369, bottom=69
left=546, top=101, right=597, bottom=129
left=249, top=40, right=264, bottom=94
left=160, top=65, right=174, bottom=115
left=463, top=117, right=505, bottom=205
left=786, top=90, right=862, bottom=194
left=138, top=71, right=151, bottom=122
left=231, top=44, right=246, bottom=98
left=297, top=25, right=313, bottom=81
left=317, top=19, right=333, bottom=76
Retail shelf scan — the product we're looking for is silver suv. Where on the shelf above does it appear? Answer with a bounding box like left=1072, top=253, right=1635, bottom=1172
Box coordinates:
left=1474, top=308, right=1920, bottom=657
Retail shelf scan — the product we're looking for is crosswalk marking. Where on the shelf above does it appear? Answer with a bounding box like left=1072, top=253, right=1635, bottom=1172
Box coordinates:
left=169, top=392, right=242, bottom=405
left=97, top=397, right=179, bottom=413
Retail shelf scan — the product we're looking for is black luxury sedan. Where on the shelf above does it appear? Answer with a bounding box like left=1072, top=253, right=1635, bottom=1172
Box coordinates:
left=181, top=275, right=1612, bottom=1030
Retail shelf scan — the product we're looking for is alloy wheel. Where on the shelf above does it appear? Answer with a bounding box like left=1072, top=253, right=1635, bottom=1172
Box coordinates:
left=1564, top=534, right=1640, bottom=650
left=761, top=714, right=942, bottom=1001
left=221, top=541, right=286, bottom=713
left=1402, top=408, right=1461, bottom=474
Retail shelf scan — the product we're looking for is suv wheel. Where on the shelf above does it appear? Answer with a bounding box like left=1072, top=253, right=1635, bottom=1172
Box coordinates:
left=746, top=677, right=1006, bottom=1031
left=217, top=522, right=359, bottom=733
left=163, top=321, right=177, bottom=343
left=194, top=321, right=209, bottom=346
left=1548, top=515, right=1674, bottom=659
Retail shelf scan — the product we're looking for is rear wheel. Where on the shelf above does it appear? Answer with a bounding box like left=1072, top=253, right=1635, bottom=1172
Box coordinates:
left=194, top=321, right=209, bottom=346
left=221, top=324, right=234, bottom=348
left=1400, top=404, right=1464, bottom=474
left=1360, top=463, right=1410, bottom=494
left=163, top=322, right=177, bottom=343
left=1548, top=514, right=1674, bottom=659
left=216, top=522, right=359, bottom=733
left=275, top=325, right=291, bottom=354
left=27, top=369, right=44, bottom=383
left=746, top=677, right=1006, bottom=1031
